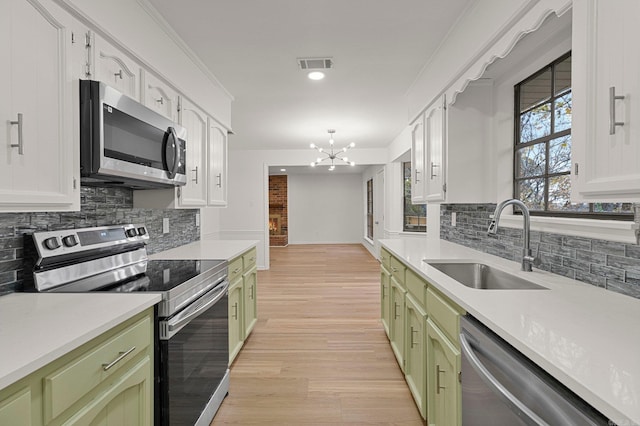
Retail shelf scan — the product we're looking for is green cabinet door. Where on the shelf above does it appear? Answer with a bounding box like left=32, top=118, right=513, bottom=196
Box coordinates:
left=426, top=318, right=461, bottom=426
left=380, top=264, right=391, bottom=337
left=0, top=386, right=31, bottom=426
left=405, top=294, right=427, bottom=419
left=229, top=278, right=244, bottom=364
left=389, top=276, right=406, bottom=371
left=243, top=266, right=258, bottom=338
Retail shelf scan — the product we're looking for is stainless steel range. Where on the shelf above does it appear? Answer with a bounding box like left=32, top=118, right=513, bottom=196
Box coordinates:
left=24, top=224, right=229, bottom=426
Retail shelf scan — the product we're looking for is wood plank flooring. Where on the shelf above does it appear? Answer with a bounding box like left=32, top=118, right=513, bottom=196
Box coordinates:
left=212, top=244, right=423, bottom=425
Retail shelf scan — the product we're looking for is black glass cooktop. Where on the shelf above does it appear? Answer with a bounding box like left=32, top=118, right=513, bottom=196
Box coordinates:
left=99, top=259, right=226, bottom=293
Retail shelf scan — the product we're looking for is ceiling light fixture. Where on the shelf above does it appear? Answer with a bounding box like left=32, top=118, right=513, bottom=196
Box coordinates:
left=309, top=129, right=355, bottom=171
left=307, top=71, right=325, bottom=80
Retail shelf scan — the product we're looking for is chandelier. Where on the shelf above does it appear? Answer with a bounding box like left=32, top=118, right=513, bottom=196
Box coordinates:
left=309, top=129, right=356, bottom=171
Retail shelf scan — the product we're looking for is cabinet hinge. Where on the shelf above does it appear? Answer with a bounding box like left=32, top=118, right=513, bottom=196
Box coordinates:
left=574, top=163, right=579, bottom=176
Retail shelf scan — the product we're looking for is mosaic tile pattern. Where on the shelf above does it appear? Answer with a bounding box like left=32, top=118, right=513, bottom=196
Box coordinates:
left=0, top=187, right=199, bottom=295
left=440, top=204, right=640, bottom=299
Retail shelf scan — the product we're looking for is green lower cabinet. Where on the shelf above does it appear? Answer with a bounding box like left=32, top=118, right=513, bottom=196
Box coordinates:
left=405, top=294, right=427, bottom=419
left=243, top=266, right=258, bottom=338
left=389, top=277, right=406, bottom=371
left=380, top=265, right=391, bottom=337
left=229, top=278, right=244, bottom=365
left=426, top=318, right=461, bottom=426
left=0, top=308, right=154, bottom=426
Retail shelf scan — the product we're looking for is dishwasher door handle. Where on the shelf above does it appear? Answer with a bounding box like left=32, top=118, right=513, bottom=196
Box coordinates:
left=460, top=333, right=549, bottom=426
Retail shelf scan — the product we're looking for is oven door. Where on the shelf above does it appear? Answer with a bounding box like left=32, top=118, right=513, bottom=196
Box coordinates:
left=80, top=80, right=187, bottom=188
left=158, top=280, right=229, bottom=426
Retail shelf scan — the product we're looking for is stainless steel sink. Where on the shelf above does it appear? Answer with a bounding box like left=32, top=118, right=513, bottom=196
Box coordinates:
left=426, top=262, right=548, bottom=290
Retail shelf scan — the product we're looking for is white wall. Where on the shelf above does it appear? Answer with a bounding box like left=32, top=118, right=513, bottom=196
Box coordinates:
left=288, top=174, right=363, bottom=244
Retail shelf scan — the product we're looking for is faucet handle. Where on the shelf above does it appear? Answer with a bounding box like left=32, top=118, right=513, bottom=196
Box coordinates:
left=487, top=220, right=498, bottom=235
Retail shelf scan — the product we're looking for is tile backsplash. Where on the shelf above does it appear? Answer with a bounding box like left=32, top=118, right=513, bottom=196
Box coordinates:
left=440, top=204, right=640, bottom=299
left=0, top=186, right=199, bottom=295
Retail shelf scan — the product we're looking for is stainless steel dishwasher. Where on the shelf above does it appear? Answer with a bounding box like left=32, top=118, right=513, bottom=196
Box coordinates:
left=460, top=315, right=609, bottom=425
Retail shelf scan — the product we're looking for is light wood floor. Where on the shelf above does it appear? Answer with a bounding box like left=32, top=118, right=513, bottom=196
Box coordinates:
left=212, top=244, right=423, bottom=425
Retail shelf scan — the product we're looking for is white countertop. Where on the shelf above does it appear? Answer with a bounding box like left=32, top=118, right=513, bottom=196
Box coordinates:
left=149, top=239, right=258, bottom=261
left=381, top=238, right=640, bottom=424
left=0, top=292, right=160, bottom=390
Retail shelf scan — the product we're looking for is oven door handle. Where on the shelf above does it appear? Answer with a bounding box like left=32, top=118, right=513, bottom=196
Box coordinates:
left=165, top=280, right=229, bottom=337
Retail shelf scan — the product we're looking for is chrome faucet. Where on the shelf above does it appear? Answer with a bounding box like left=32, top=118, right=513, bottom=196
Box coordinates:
left=487, top=199, right=540, bottom=271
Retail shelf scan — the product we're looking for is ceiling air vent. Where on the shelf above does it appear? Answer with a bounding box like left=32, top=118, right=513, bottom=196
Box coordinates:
left=297, top=57, right=333, bottom=70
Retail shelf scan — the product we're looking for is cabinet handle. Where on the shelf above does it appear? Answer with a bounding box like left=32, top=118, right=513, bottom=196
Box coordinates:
left=436, top=364, right=445, bottom=394
left=114, top=69, right=123, bottom=80
left=410, top=326, right=417, bottom=348
left=381, top=286, right=386, bottom=298
left=250, top=257, right=255, bottom=262
left=414, top=169, right=420, bottom=184
left=232, top=302, right=238, bottom=319
left=609, top=86, right=625, bottom=135
left=394, top=302, right=400, bottom=319
left=233, top=267, right=241, bottom=274
left=10, top=113, right=24, bottom=155
left=192, top=166, right=199, bottom=184
left=391, top=267, right=398, bottom=273
left=249, top=285, right=254, bottom=299
left=430, top=162, right=439, bottom=179
left=156, top=96, right=164, bottom=105
left=102, top=346, right=136, bottom=371
left=216, top=173, right=222, bottom=188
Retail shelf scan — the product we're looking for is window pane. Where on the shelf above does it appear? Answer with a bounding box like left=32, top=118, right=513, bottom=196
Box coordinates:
left=548, top=175, right=588, bottom=211
left=554, top=92, right=572, bottom=132
left=516, top=144, right=546, bottom=177
left=549, top=135, right=571, bottom=174
left=555, top=56, right=571, bottom=95
left=593, top=203, right=634, bottom=214
left=520, top=103, right=551, bottom=143
left=520, top=68, right=552, bottom=112
left=517, top=178, right=545, bottom=211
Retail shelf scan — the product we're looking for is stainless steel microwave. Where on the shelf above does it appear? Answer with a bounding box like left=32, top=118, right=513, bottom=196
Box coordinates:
left=80, top=80, right=187, bottom=189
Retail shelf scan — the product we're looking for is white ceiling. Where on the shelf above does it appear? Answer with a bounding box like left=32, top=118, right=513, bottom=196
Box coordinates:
left=147, top=0, right=473, bottom=152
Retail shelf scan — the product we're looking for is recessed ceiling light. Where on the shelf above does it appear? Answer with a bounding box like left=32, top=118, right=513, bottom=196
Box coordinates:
left=280, top=168, right=286, bottom=172
left=308, top=71, right=325, bottom=80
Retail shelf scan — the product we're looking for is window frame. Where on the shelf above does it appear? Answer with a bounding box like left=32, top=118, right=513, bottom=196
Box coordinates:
left=512, top=51, right=632, bottom=220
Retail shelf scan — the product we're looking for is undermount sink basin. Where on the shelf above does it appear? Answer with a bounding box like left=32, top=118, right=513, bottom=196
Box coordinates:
left=426, top=262, right=548, bottom=290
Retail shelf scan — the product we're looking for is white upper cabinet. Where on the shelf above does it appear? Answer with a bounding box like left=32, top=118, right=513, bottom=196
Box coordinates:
left=178, top=98, right=208, bottom=207
left=572, top=0, right=640, bottom=201
left=142, top=71, right=179, bottom=122
left=410, top=115, right=426, bottom=204
left=208, top=118, right=228, bottom=206
left=88, top=32, right=141, bottom=100
left=424, top=95, right=447, bottom=202
left=0, top=0, right=78, bottom=212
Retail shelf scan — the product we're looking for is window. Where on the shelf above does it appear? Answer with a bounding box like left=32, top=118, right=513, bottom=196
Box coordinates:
left=366, top=178, right=373, bottom=240
left=514, top=53, right=632, bottom=218
left=403, top=162, right=426, bottom=232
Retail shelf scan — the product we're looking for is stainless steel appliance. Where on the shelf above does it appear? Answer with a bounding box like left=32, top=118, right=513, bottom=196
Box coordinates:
left=80, top=80, right=187, bottom=189
left=460, top=315, right=609, bottom=425
left=24, top=224, right=229, bottom=426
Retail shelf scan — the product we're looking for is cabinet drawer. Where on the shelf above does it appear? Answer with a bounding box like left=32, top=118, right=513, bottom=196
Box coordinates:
left=405, top=268, right=427, bottom=309
left=380, top=248, right=391, bottom=269
left=243, top=247, right=257, bottom=271
left=228, top=256, right=243, bottom=283
left=389, top=256, right=406, bottom=285
left=426, top=288, right=464, bottom=346
left=43, top=315, right=151, bottom=422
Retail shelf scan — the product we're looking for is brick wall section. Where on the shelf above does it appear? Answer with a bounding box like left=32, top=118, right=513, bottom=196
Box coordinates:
left=440, top=204, right=640, bottom=299
left=0, top=186, right=199, bottom=295
left=268, top=175, right=288, bottom=246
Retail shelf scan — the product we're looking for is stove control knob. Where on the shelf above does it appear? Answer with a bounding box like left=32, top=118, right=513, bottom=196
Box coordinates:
left=62, top=235, right=78, bottom=247
left=137, top=227, right=147, bottom=236
left=43, top=237, right=61, bottom=250
left=125, top=228, right=138, bottom=238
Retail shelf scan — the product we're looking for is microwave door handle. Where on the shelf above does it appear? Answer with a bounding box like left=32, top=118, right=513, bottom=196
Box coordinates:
left=167, top=126, right=181, bottom=179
